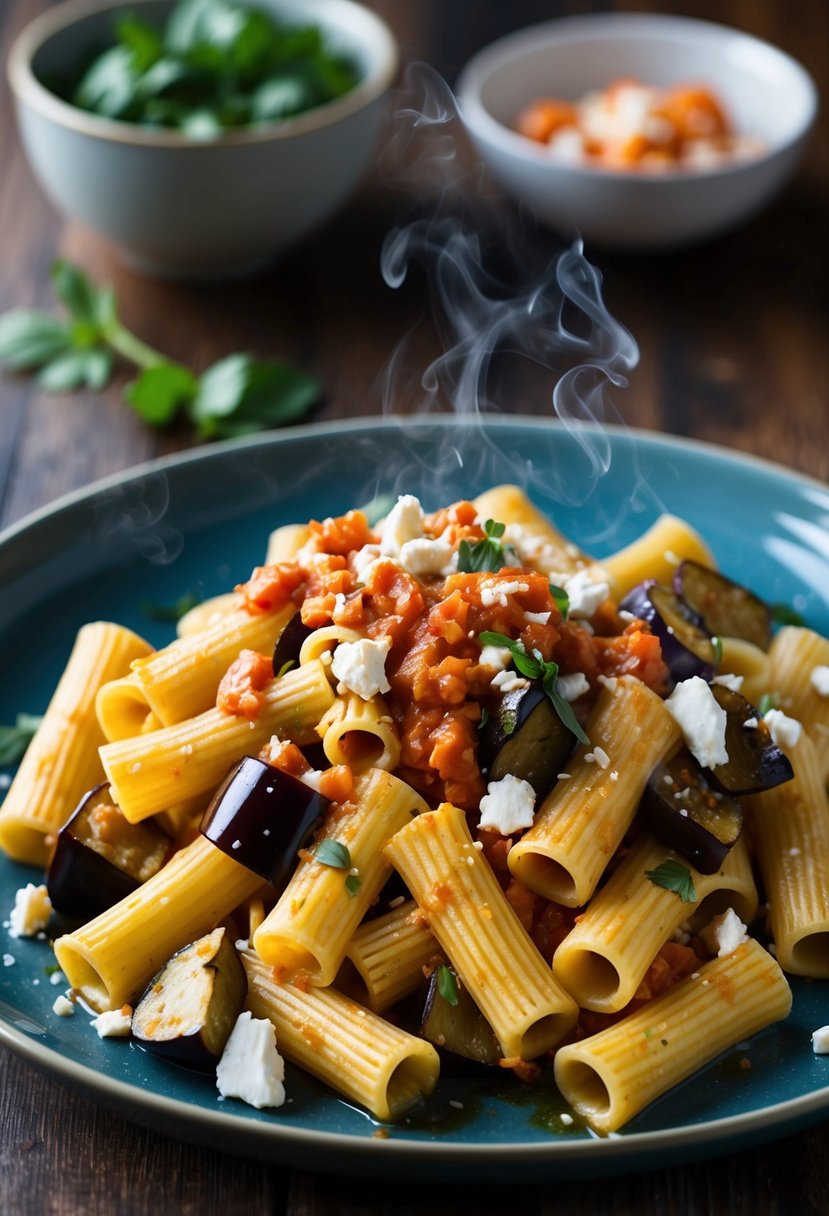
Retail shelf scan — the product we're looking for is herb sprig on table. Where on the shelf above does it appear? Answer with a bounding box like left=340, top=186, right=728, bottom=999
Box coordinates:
left=66, top=0, right=360, bottom=133
left=0, top=262, right=321, bottom=438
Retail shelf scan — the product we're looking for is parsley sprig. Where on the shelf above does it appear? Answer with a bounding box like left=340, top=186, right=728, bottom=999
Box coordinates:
left=0, top=262, right=321, bottom=439
left=645, top=859, right=698, bottom=904
left=314, top=838, right=361, bottom=897
left=479, top=631, right=590, bottom=745
left=0, top=714, right=44, bottom=767
left=458, top=520, right=518, bottom=574
left=436, top=964, right=459, bottom=1006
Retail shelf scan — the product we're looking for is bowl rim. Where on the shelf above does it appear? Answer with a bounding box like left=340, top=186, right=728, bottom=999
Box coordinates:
left=455, top=11, right=819, bottom=184
left=7, top=0, right=399, bottom=149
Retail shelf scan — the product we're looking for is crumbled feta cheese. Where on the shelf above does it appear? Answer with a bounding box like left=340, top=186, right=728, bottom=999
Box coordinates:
left=480, top=580, right=529, bottom=608
left=665, top=677, right=729, bottom=768
left=398, top=537, right=455, bottom=577
left=333, top=592, right=347, bottom=615
left=52, top=995, right=75, bottom=1017
left=743, top=717, right=758, bottom=729
left=524, top=610, right=551, bottom=625
left=559, top=1111, right=574, bottom=1126
left=597, top=674, right=618, bottom=691
left=49, top=970, right=66, bottom=986
left=380, top=495, right=424, bottom=555
left=812, top=1025, right=829, bottom=1054
left=701, top=908, right=749, bottom=958
left=216, top=1011, right=286, bottom=1109
left=556, top=672, right=590, bottom=702
left=478, top=774, right=536, bottom=836
left=811, top=666, right=829, bottom=697
left=3, top=954, right=15, bottom=967
left=90, top=1008, right=132, bottom=1038
left=479, top=645, right=512, bottom=672
left=331, top=636, right=392, bottom=700
left=562, top=570, right=609, bottom=619
left=763, top=708, right=802, bottom=750
left=712, top=673, right=744, bottom=692
left=351, top=543, right=383, bottom=583
left=490, top=671, right=529, bottom=693
left=8, top=883, right=52, bottom=939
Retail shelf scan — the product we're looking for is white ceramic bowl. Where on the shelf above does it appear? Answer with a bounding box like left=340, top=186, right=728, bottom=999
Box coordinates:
left=8, top=0, right=397, bottom=279
left=456, top=13, right=818, bottom=251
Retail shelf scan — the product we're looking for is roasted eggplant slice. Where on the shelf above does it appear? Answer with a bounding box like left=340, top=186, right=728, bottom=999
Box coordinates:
left=480, top=685, right=574, bottom=796
left=46, top=783, right=169, bottom=920
left=674, top=561, right=772, bottom=652
left=272, top=612, right=313, bottom=676
left=200, top=756, right=328, bottom=890
left=421, top=967, right=501, bottom=1067
left=131, top=927, right=246, bottom=1069
left=644, top=748, right=743, bottom=874
left=708, top=684, right=794, bottom=795
left=619, top=581, right=716, bottom=685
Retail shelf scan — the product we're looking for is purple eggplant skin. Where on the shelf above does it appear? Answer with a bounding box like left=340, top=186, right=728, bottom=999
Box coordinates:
left=644, top=748, right=743, bottom=874
left=708, top=684, right=794, bottom=796
left=200, top=756, right=328, bottom=890
left=131, top=927, right=246, bottom=1071
left=673, top=561, right=773, bottom=652
left=272, top=612, right=313, bottom=676
left=46, top=783, right=169, bottom=921
left=480, top=685, right=574, bottom=796
left=619, top=581, right=716, bottom=685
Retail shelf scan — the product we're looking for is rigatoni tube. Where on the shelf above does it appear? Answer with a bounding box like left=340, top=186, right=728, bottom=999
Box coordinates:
left=384, top=802, right=578, bottom=1060
left=242, top=950, right=440, bottom=1122
left=509, top=676, right=681, bottom=907
left=554, top=938, right=791, bottom=1134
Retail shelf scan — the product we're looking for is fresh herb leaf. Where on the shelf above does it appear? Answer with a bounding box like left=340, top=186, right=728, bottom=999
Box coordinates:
left=712, top=635, right=723, bottom=666
left=0, top=261, right=321, bottom=439
left=771, top=603, right=805, bottom=628
left=479, top=630, right=590, bottom=745
left=549, top=584, right=570, bottom=618
left=457, top=519, right=517, bottom=574
left=645, top=859, right=698, bottom=903
left=477, top=706, right=489, bottom=732
left=758, top=692, right=777, bottom=716
left=436, top=964, right=459, bottom=1006
left=0, top=713, right=44, bottom=766
left=275, top=659, right=295, bottom=678
left=314, top=839, right=351, bottom=870
left=344, top=873, right=361, bottom=898
left=358, top=492, right=396, bottom=528
left=142, top=590, right=202, bottom=621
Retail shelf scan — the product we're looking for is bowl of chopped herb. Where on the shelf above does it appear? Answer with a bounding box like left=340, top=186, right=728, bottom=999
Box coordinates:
left=8, top=0, right=398, bottom=279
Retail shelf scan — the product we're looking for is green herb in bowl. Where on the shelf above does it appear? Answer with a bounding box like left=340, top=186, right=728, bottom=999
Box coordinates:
left=69, top=0, right=361, bottom=134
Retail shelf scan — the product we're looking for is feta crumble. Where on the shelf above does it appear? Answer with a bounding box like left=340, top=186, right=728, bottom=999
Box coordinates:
left=479, top=645, right=512, bottom=672
left=331, top=636, right=392, bottom=700
left=398, top=537, right=455, bottom=577
left=480, top=580, right=529, bottom=608
left=216, top=1011, right=286, bottom=1109
left=812, top=1025, right=829, bottom=1054
left=712, top=673, right=744, bottom=692
left=53, top=995, right=75, bottom=1017
left=556, top=672, right=590, bottom=702
left=90, top=1008, right=132, bottom=1038
left=811, top=666, right=829, bottom=698
left=478, top=774, right=536, bottom=836
left=560, top=569, right=609, bottom=619
left=351, top=543, right=383, bottom=583
left=490, top=670, right=529, bottom=693
left=763, top=708, right=802, bottom=750
left=665, top=677, right=729, bottom=769
left=701, top=908, right=748, bottom=958
left=8, top=883, right=53, bottom=939
left=380, top=495, right=424, bottom=556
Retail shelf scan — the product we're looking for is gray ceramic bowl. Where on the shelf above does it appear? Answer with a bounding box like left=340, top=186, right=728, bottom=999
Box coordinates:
left=456, top=13, right=818, bottom=251
left=8, top=0, right=398, bottom=280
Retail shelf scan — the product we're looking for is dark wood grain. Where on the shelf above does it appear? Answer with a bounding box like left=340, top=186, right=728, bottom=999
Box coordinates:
left=1, top=0, right=828, bottom=1212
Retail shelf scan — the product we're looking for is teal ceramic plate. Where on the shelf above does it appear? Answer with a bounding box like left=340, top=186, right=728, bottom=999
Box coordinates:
left=1, top=417, right=827, bottom=1180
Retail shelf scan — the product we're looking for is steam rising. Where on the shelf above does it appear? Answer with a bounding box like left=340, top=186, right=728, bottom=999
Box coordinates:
left=377, top=65, right=645, bottom=521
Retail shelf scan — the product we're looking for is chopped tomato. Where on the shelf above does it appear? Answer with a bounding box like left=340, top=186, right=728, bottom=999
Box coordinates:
left=216, top=649, right=273, bottom=719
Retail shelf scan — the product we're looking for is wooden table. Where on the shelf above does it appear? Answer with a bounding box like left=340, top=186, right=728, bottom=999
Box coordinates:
left=1, top=1, right=827, bottom=1212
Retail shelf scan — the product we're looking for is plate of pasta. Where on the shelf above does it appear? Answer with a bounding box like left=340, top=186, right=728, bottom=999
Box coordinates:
left=0, top=416, right=827, bottom=1180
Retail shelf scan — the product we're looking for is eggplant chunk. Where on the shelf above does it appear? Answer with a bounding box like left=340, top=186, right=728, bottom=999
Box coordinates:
left=132, top=927, right=246, bottom=1069
left=47, top=783, right=169, bottom=920
left=708, top=684, right=794, bottom=795
left=421, top=968, right=502, bottom=1067
left=674, top=561, right=772, bottom=652
left=272, top=612, right=313, bottom=676
left=644, top=748, right=743, bottom=874
left=201, top=756, right=328, bottom=890
left=620, top=581, right=716, bottom=685
left=480, top=685, right=574, bottom=796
